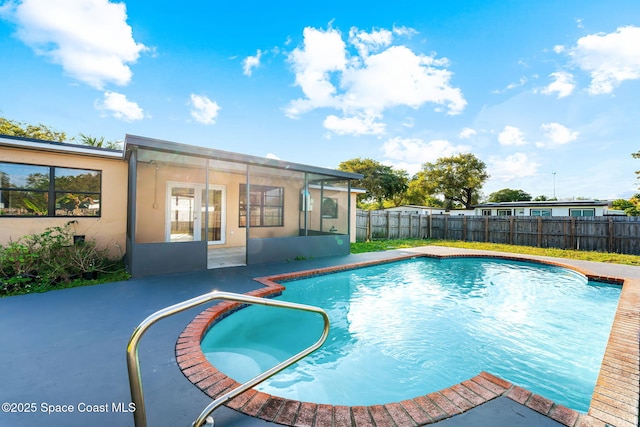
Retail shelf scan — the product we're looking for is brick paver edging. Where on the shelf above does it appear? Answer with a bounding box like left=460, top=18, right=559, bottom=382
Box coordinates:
left=177, top=253, right=638, bottom=427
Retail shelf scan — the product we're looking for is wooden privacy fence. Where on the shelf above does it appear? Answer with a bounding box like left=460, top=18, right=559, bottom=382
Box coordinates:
left=356, top=210, right=640, bottom=255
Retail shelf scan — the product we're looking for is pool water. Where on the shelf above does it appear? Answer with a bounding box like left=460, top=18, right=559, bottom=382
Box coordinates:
left=201, top=257, right=620, bottom=412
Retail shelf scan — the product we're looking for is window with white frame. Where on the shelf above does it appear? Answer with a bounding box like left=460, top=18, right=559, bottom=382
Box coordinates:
left=531, top=209, right=551, bottom=217
left=497, top=209, right=512, bottom=216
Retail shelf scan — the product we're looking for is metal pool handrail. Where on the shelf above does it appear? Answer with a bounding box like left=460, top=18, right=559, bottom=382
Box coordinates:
left=126, top=290, right=330, bottom=427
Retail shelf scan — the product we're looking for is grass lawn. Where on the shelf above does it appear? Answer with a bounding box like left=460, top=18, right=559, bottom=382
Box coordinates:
left=351, top=239, right=640, bottom=266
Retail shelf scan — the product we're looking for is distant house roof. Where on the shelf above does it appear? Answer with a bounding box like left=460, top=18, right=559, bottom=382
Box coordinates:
left=384, top=205, right=446, bottom=210
left=309, top=184, right=367, bottom=193
left=0, top=134, right=123, bottom=159
left=473, top=200, right=611, bottom=208
left=124, top=134, right=363, bottom=181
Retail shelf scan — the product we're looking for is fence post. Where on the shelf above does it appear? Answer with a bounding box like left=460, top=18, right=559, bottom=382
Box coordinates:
left=462, top=216, right=467, bottom=241
left=367, top=210, right=372, bottom=241
left=509, top=217, right=514, bottom=245
left=571, top=217, right=576, bottom=249
left=386, top=211, right=391, bottom=239
left=444, top=215, right=449, bottom=240
left=409, top=214, right=413, bottom=239
left=484, top=216, right=489, bottom=242
left=537, top=217, right=542, bottom=247
left=608, top=217, right=613, bottom=253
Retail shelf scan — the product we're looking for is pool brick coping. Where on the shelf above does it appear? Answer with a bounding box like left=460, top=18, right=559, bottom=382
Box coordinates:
left=176, top=253, right=639, bottom=427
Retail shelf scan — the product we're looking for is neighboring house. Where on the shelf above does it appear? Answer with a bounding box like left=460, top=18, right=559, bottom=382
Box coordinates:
left=471, top=200, right=625, bottom=217
left=383, top=205, right=449, bottom=215
left=0, top=134, right=363, bottom=276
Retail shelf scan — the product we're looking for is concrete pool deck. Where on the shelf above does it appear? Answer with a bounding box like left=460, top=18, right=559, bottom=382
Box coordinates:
left=0, top=246, right=638, bottom=427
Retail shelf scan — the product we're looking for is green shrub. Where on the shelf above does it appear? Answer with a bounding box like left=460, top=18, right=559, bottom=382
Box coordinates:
left=0, top=221, right=123, bottom=296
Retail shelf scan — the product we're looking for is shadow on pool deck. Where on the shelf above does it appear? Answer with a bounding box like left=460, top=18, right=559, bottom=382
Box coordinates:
left=0, top=246, right=637, bottom=427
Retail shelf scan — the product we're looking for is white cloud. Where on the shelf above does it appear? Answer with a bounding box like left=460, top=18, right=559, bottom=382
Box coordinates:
left=340, top=45, right=466, bottom=114
left=381, top=137, right=470, bottom=174
left=498, top=126, right=527, bottom=146
left=459, top=127, right=476, bottom=139
left=392, top=25, right=418, bottom=37
left=541, top=71, right=575, bottom=98
left=286, top=25, right=466, bottom=135
left=243, top=49, right=262, bottom=77
left=323, top=114, right=385, bottom=136
left=553, top=45, right=565, bottom=54
left=570, top=26, right=640, bottom=94
left=189, top=94, right=221, bottom=125
left=4, top=0, right=147, bottom=89
left=507, top=77, right=528, bottom=90
left=348, top=27, right=393, bottom=57
left=492, top=77, right=528, bottom=94
left=285, top=26, right=346, bottom=117
left=401, top=117, right=415, bottom=128
left=96, top=91, right=144, bottom=122
left=488, top=153, right=539, bottom=180
left=539, top=122, right=579, bottom=146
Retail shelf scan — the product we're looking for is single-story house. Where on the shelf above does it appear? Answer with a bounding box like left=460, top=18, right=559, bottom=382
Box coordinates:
left=0, top=134, right=363, bottom=276
left=383, top=205, right=449, bottom=215
left=471, top=200, right=625, bottom=217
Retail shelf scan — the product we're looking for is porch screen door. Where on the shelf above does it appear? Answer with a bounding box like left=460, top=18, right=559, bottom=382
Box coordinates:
left=202, top=186, right=225, bottom=244
left=169, top=185, right=196, bottom=241
left=167, top=183, right=225, bottom=244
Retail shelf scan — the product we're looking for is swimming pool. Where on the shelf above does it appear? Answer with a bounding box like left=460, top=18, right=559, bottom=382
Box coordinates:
left=200, top=257, right=620, bottom=413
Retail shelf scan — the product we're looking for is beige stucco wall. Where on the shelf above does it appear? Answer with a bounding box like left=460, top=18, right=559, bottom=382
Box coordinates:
left=134, top=162, right=249, bottom=246
left=306, top=187, right=351, bottom=234
left=0, top=147, right=128, bottom=257
left=134, top=163, right=361, bottom=245
left=135, top=163, right=308, bottom=245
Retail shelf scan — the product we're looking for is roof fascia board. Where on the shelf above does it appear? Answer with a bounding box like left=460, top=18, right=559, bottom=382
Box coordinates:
left=0, top=134, right=123, bottom=159
left=124, top=134, right=363, bottom=180
left=475, top=201, right=609, bottom=208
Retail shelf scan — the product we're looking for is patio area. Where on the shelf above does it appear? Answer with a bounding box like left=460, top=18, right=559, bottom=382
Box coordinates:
left=0, top=246, right=637, bottom=427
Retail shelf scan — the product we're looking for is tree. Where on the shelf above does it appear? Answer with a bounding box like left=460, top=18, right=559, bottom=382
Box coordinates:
left=418, top=153, right=488, bottom=209
left=338, top=158, right=408, bottom=209
left=633, top=150, right=640, bottom=188
left=488, top=188, right=532, bottom=202
left=612, top=196, right=640, bottom=216
left=1, top=117, right=120, bottom=149
left=386, top=169, right=410, bottom=207
left=78, top=133, right=121, bottom=150
left=0, top=117, right=67, bottom=142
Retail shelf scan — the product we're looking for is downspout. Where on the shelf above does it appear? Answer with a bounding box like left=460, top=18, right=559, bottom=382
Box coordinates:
left=204, top=159, right=209, bottom=244
left=245, top=165, right=250, bottom=264
left=347, top=179, right=352, bottom=243
left=320, top=181, right=324, bottom=233
left=126, top=147, right=138, bottom=275
left=303, top=173, right=308, bottom=236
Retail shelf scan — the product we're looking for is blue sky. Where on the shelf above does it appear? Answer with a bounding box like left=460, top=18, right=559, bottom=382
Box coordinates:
left=1, top=0, right=639, bottom=201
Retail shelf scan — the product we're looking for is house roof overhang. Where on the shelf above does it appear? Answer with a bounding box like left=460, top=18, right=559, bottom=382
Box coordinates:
left=473, top=200, right=610, bottom=208
left=0, top=134, right=124, bottom=159
left=124, top=134, right=363, bottom=181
